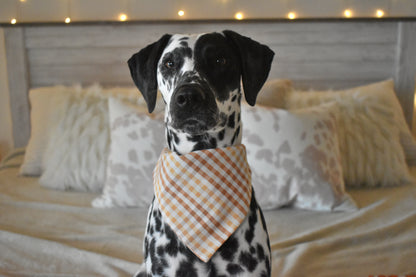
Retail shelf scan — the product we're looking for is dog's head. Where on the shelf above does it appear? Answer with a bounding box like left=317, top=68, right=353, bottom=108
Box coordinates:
left=128, top=30, right=274, bottom=152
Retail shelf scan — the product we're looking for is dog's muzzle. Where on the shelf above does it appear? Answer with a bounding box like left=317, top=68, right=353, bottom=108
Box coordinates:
left=170, top=83, right=218, bottom=134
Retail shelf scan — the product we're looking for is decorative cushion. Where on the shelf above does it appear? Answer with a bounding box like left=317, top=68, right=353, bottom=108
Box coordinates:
left=39, top=90, right=110, bottom=192
left=286, top=80, right=414, bottom=187
left=20, top=84, right=162, bottom=177
left=242, top=103, right=357, bottom=211
left=92, top=97, right=165, bottom=208
left=19, top=86, right=75, bottom=176
left=254, top=79, right=293, bottom=108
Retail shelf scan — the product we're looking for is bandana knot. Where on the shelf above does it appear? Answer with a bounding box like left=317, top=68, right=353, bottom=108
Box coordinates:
left=153, top=144, right=252, bottom=262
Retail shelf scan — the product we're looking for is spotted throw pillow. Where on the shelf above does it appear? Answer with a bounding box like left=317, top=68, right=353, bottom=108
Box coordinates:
left=286, top=80, right=413, bottom=187
left=242, top=104, right=357, bottom=211
left=92, top=98, right=165, bottom=208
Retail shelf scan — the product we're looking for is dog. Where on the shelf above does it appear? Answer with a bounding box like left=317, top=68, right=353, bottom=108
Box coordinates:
left=128, top=30, right=274, bottom=277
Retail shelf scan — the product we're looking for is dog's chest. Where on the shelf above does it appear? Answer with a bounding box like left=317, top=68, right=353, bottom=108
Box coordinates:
left=143, top=195, right=271, bottom=277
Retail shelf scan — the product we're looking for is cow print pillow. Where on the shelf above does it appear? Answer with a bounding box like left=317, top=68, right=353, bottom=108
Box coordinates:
left=242, top=103, right=357, bottom=211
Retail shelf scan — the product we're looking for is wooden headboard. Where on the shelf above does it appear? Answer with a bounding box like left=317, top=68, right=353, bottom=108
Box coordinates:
left=3, top=20, right=416, bottom=148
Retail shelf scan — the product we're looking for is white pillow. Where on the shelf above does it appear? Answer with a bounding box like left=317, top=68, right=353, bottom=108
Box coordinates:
left=92, top=97, right=165, bottom=208
left=286, top=80, right=414, bottom=187
left=19, top=84, right=160, bottom=177
left=19, top=86, right=75, bottom=176
left=39, top=90, right=110, bottom=192
left=242, top=103, right=357, bottom=211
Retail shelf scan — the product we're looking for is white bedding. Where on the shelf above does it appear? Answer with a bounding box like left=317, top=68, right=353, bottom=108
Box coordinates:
left=1, top=151, right=415, bottom=277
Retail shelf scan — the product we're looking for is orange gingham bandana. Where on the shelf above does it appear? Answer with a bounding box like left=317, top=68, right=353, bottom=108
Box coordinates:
left=153, top=144, right=252, bottom=262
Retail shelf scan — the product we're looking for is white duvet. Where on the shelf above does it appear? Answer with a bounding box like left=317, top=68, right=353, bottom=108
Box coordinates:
left=1, top=153, right=415, bottom=277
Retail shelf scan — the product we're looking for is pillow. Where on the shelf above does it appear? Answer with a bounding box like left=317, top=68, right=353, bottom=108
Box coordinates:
left=19, top=86, right=75, bottom=176
left=242, top=103, right=357, bottom=211
left=286, top=80, right=414, bottom=187
left=20, top=84, right=161, bottom=177
left=92, top=97, right=165, bottom=208
left=39, top=89, right=110, bottom=192
left=253, top=79, right=293, bottom=108
left=0, top=148, right=25, bottom=170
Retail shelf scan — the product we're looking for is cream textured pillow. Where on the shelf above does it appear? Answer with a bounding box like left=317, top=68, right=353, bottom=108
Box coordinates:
left=92, top=98, right=165, bottom=208
left=286, top=80, right=413, bottom=187
left=254, top=79, right=293, bottom=108
left=20, top=86, right=75, bottom=176
left=39, top=90, right=110, bottom=192
left=20, top=84, right=160, bottom=178
left=242, top=103, right=357, bottom=211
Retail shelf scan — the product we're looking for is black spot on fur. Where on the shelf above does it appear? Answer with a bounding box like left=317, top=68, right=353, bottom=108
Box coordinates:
left=218, top=129, right=225, bottom=141
left=154, top=212, right=162, bottom=232
left=231, top=126, right=240, bottom=145
left=159, top=46, right=192, bottom=80
left=165, top=225, right=179, bottom=257
left=219, top=236, right=239, bottom=261
left=172, top=132, right=180, bottom=145
left=231, top=94, right=237, bottom=102
left=194, top=33, right=241, bottom=102
left=175, top=261, right=197, bottom=277
left=239, top=251, right=258, bottom=272
left=167, top=129, right=172, bottom=149
left=257, top=243, right=265, bottom=261
left=245, top=198, right=258, bottom=244
left=205, top=261, right=218, bottom=277
left=150, top=239, right=165, bottom=276
left=227, top=263, right=244, bottom=275
left=228, top=112, right=235, bottom=128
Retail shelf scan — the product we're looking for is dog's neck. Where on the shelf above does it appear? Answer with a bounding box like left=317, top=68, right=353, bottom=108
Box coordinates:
left=165, top=103, right=242, bottom=155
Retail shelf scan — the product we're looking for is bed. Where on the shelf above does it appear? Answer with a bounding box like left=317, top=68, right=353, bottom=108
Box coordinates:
left=1, top=20, right=416, bottom=277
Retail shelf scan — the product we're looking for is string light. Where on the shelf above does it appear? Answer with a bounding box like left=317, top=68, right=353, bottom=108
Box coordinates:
left=178, top=10, right=185, bottom=17
left=287, top=12, right=296, bottom=20
left=343, top=9, right=353, bottom=18
left=11, top=18, right=17, bottom=24
left=234, top=12, right=244, bottom=20
left=376, top=9, right=384, bottom=18
left=119, top=13, right=128, bottom=21
left=65, top=17, right=71, bottom=23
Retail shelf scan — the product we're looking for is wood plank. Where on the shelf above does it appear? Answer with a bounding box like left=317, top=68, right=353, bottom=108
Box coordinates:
left=394, top=22, right=416, bottom=128
left=24, top=22, right=397, bottom=48
left=27, top=43, right=395, bottom=66
left=29, top=60, right=392, bottom=88
left=4, top=27, right=31, bottom=148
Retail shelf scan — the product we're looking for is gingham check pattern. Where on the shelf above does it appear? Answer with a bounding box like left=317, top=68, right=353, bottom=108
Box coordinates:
left=153, top=144, right=252, bottom=262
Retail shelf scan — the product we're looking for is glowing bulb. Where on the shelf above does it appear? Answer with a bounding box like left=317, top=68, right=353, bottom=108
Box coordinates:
left=234, top=12, right=244, bottom=20
left=119, top=13, right=128, bottom=21
left=287, top=12, right=296, bottom=20
left=343, top=9, right=353, bottom=18
left=65, top=17, right=71, bottom=24
left=20, top=0, right=26, bottom=2
left=11, top=18, right=17, bottom=24
left=376, top=9, right=384, bottom=18
left=178, top=10, right=185, bottom=17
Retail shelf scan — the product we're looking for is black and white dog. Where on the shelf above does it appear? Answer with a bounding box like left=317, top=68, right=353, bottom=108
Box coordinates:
left=128, top=30, right=274, bottom=277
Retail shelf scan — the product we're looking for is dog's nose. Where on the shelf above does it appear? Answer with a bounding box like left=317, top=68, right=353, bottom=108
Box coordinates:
left=174, top=85, right=205, bottom=108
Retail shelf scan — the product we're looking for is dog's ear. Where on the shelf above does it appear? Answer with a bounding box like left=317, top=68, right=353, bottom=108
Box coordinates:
left=223, top=30, right=274, bottom=106
left=128, top=34, right=172, bottom=113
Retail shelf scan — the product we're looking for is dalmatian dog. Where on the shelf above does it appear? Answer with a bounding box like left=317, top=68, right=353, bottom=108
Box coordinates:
left=128, top=30, right=274, bottom=277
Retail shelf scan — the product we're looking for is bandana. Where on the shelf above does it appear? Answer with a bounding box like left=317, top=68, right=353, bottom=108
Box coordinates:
left=153, top=144, right=252, bottom=262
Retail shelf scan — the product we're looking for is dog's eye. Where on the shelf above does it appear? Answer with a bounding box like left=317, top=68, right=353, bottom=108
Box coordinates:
left=165, top=60, right=175, bottom=68
left=215, top=57, right=227, bottom=66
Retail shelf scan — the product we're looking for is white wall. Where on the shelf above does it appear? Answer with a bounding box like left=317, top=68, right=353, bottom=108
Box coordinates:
left=0, top=0, right=415, bottom=23
left=0, top=28, right=13, bottom=160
